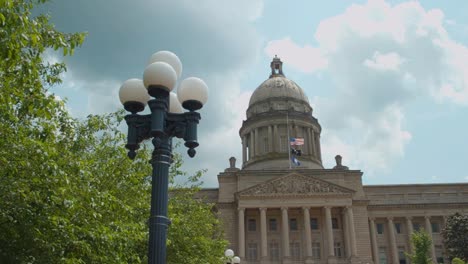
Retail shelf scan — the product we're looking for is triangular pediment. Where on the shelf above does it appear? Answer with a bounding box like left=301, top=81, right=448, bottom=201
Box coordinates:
left=238, top=173, right=354, bottom=197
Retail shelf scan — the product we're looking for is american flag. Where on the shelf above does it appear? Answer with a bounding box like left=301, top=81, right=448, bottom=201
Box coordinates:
left=290, top=137, right=304, bottom=146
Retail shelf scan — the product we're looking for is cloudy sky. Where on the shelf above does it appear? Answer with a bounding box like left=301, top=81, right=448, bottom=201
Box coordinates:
left=42, top=0, right=468, bottom=187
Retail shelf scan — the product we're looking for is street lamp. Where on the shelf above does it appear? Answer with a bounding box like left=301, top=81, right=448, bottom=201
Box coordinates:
left=119, top=51, right=208, bottom=264
left=224, top=249, right=241, bottom=264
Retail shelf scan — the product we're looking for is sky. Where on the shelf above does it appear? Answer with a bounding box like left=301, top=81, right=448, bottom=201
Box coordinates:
left=40, top=0, right=468, bottom=187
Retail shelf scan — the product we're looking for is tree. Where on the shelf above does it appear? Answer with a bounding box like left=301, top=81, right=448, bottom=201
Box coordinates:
left=0, top=0, right=226, bottom=263
left=442, top=213, right=468, bottom=261
left=407, top=230, right=432, bottom=264
left=167, top=156, right=227, bottom=264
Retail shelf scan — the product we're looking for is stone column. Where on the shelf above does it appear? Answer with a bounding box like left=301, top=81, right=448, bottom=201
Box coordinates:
left=310, top=129, right=316, bottom=157
left=249, top=131, right=255, bottom=158
left=273, top=125, right=278, bottom=152
left=387, top=217, right=398, bottom=264
left=260, top=208, right=268, bottom=261
left=346, top=207, right=357, bottom=256
left=303, top=207, right=313, bottom=261
left=369, top=218, right=379, bottom=264
left=238, top=208, right=245, bottom=258
left=268, top=126, right=273, bottom=153
left=342, top=209, right=351, bottom=258
left=316, top=134, right=322, bottom=161
left=281, top=207, right=291, bottom=258
left=242, top=136, right=247, bottom=163
left=295, top=125, right=300, bottom=138
left=254, top=127, right=259, bottom=156
left=424, top=216, right=437, bottom=263
left=406, top=217, right=414, bottom=254
left=324, top=206, right=335, bottom=259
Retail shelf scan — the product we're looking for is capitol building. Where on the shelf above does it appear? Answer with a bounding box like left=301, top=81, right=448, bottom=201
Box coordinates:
left=200, top=57, right=468, bottom=264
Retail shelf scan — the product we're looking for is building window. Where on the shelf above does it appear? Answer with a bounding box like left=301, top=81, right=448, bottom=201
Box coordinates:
left=334, top=242, right=343, bottom=258
left=377, top=223, right=384, bottom=234
left=269, top=241, right=279, bottom=261
left=269, top=218, right=277, bottom=231
left=263, top=137, right=269, bottom=153
left=248, top=219, right=256, bottom=232
left=290, top=242, right=301, bottom=260
left=395, top=223, right=402, bottom=234
left=398, top=247, right=407, bottom=264
left=332, top=218, right=339, bottom=229
left=413, top=223, right=421, bottom=232
left=379, top=247, right=387, bottom=264
left=247, top=243, right=258, bottom=261
left=312, top=242, right=321, bottom=259
left=310, top=218, right=319, bottom=230
left=435, top=245, right=444, bottom=264
left=280, top=136, right=287, bottom=152
left=432, top=222, right=440, bottom=233
left=290, top=218, right=298, bottom=231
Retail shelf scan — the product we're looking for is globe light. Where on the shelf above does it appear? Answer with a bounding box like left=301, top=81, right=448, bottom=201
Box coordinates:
left=224, top=249, right=234, bottom=258
left=232, top=256, right=241, bottom=263
left=169, top=92, right=184, bottom=114
left=143, top=62, right=177, bottom=92
left=147, top=51, right=182, bottom=79
left=119, top=78, right=150, bottom=113
left=177, top=77, right=208, bottom=111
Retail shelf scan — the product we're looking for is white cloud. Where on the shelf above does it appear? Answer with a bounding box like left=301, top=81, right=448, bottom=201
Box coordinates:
left=265, top=37, right=328, bottom=73
left=363, top=51, right=404, bottom=71
left=265, top=0, right=468, bottom=176
left=48, top=0, right=264, bottom=185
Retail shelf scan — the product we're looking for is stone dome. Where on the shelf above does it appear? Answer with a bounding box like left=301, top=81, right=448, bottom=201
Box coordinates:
left=246, top=56, right=312, bottom=118
left=240, top=56, right=323, bottom=170
left=248, top=76, right=309, bottom=107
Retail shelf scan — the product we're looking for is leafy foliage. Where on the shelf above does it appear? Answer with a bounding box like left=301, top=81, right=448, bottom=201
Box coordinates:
left=167, top=153, right=227, bottom=264
left=407, top=230, right=432, bottom=264
left=442, top=213, right=468, bottom=261
left=452, top=258, right=466, bottom=264
left=0, top=0, right=226, bottom=263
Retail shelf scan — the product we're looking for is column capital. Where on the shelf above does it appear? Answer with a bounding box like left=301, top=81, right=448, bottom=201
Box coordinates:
left=280, top=206, right=289, bottom=211
left=405, top=216, right=413, bottom=220
left=238, top=207, right=245, bottom=212
left=259, top=207, right=267, bottom=212
left=302, top=206, right=310, bottom=211
left=424, top=215, right=431, bottom=220
left=323, top=206, right=332, bottom=210
left=369, top=217, right=376, bottom=221
left=387, top=216, right=394, bottom=221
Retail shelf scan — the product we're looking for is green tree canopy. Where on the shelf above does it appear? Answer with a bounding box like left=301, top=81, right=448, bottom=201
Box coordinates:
left=0, top=0, right=226, bottom=263
left=407, top=230, right=432, bottom=264
left=442, top=213, right=468, bottom=261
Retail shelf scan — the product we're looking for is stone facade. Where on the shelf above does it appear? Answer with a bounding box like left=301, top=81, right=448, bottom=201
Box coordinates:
left=199, top=57, right=468, bottom=264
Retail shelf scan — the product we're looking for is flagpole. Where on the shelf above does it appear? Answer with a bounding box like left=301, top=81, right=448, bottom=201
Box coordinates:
left=287, top=112, right=291, bottom=169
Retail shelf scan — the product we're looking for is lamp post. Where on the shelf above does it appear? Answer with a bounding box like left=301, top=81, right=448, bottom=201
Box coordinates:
left=225, top=249, right=241, bottom=264
left=119, top=51, right=208, bottom=264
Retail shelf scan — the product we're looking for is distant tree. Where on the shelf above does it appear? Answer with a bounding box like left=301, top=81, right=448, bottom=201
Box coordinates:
left=442, top=213, right=468, bottom=261
left=407, top=230, right=432, bottom=264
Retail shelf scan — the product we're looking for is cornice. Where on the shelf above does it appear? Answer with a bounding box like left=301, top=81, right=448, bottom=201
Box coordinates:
left=368, top=202, right=468, bottom=210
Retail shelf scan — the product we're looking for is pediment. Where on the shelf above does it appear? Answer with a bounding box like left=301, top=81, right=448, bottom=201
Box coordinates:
left=237, top=173, right=354, bottom=198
